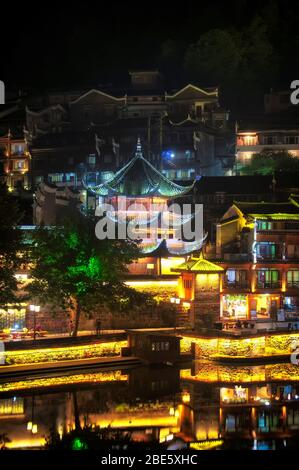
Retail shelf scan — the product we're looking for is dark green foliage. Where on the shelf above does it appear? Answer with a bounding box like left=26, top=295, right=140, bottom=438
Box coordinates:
left=241, top=151, right=299, bottom=175
left=45, top=424, right=161, bottom=451
left=27, top=215, right=153, bottom=335
left=0, top=184, right=23, bottom=304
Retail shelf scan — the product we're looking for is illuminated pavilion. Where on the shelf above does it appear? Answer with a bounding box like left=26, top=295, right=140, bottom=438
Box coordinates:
left=84, top=139, right=206, bottom=300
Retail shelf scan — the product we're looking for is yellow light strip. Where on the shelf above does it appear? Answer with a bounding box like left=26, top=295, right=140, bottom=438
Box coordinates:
left=2, top=341, right=127, bottom=366
left=190, top=440, right=223, bottom=450
left=126, top=280, right=178, bottom=287
left=0, top=370, right=128, bottom=393
left=180, top=362, right=299, bottom=383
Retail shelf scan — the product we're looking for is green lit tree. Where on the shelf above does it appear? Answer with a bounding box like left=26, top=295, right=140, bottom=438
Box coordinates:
left=45, top=424, right=161, bottom=451
left=0, top=184, right=23, bottom=305
left=241, top=150, right=299, bottom=175
left=27, top=215, right=149, bottom=336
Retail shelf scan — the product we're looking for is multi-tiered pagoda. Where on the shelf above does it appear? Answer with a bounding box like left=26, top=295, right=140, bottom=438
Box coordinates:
left=84, top=139, right=206, bottom=278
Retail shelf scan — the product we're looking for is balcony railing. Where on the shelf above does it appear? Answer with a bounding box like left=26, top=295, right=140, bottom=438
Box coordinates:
left=256, top=281, right=281, bottom=289
left=257, top=228, right=299, bottom=233
left=223, top=253, right=251, bottom=262
left=256, top=254, right=281, bottom=261
left=257, top=254, right=299, bottom=262
left=287, top=282, right=299, bottom=289
left=225, top=281, right=249, bottom=289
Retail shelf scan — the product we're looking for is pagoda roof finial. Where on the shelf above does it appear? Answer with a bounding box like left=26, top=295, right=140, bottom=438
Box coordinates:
left=135, top=136, right=143, bottom=158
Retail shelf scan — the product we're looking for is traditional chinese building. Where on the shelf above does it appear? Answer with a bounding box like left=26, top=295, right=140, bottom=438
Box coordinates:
left=24, top=71, right=232, bottom=188
left=84, top=139, right=206, bottom=285
left=234, top=93, right=299, bottom=173
left=0, top=130, right=31, bottom=191
left=176, top=196, right=299, bottom=329
left=235, top=122, right=299, bottom=172
left=174, top=253, right=224, bottom=329
left=217, top=197, right=299, bottom=323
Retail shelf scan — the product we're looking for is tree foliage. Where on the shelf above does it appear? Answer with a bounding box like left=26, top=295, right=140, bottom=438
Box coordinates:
left=0, top=184, right=23, bottom=305
left=182, top=14, right=279, bottom=111
left=241, top=151, right=299, bottom=175
left=27, top=215, right=151, bottom=335
left=45, top=424, right=160, bottom=451
left=184, top=29, right=241, bottom=85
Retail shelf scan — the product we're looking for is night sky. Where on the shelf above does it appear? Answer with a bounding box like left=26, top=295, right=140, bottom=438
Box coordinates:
left=1, top=0, right=299, bottom=94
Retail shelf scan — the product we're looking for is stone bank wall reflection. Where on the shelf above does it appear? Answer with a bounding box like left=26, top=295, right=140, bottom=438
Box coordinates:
left=2, top=364, right=299, bottom=449
left=180, top=362, right=299, bottom=448
left=0, top=366, right=182, bottom=449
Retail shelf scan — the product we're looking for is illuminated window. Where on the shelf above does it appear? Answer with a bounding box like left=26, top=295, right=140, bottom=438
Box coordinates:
left=87, top=154, right=96, bottom=165
left=66, top=173, right=75, bottom=182
left=256, top=242, right=277, bottom=259
left=220, top=386, right=248, bottom=404
left=257, top=269, right=280, bottom=288
left=243, top=135, right=257, bottom=146
left=151, top=341, right=170, bottom=352
left=0, top=307, right=26, bottom=330
left=15, top=273, right=28, bottom=283
left=101, top=171, right=114, bottom=182
left=226, top=270, right=248, bottom=287
left=287, top=270, right=299, bottom=287
left=184, top=279, right=192, bottom=289
left=263, top=136, right=277, bottom=145
left=49, top=173, right=63, bottom=183
left=14, top=160, right=25, bottom=170
left=11, top=143, right=25, bottom=154
left=257, top=221, right=272, bottom=230
left=0, top=398, right=24, bottom=415
left=222, top=294, right=247, bottom=319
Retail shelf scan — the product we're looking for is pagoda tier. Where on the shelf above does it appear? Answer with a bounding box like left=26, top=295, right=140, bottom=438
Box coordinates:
left=84, top=139, right=204, bottom=256
left=84, top=138, right=195, bottom=198
left=140, top=236, right=207, bottom=256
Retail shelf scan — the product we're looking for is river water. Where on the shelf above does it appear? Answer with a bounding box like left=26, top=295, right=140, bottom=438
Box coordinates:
left=1, top=361, right=299, bottom=450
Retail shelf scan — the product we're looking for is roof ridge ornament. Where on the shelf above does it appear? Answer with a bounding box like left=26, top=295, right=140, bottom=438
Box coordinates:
left=135, top=136, right=143, bottom=158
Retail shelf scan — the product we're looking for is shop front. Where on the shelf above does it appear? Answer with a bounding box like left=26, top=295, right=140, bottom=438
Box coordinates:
left=222, top=294, right=248, bottom=320
left=221, top=294, right=281, bottom=320
left=283, top=296, right=299, bottom=320
left=248, top=295, right=280, bottom=320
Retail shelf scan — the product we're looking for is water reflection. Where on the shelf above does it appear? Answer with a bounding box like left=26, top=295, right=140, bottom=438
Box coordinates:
left=1, top=362, right=299, bottom=449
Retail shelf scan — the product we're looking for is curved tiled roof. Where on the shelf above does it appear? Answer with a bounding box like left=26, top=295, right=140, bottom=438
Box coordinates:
left=85, top=138, right=194, bottom=197
left=173, top=252, right=224, bottom=273
left=233, top=199, right=299, bottom=220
